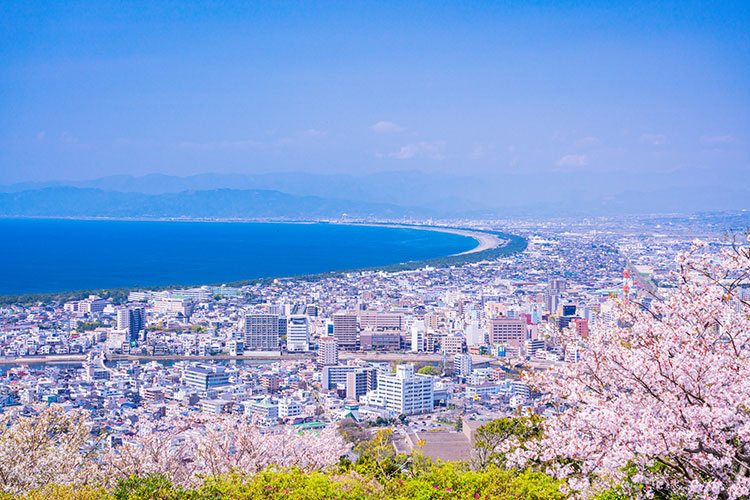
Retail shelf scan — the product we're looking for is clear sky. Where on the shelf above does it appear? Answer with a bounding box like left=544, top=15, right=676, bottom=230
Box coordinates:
left=1, top=1, right=748, bottom=185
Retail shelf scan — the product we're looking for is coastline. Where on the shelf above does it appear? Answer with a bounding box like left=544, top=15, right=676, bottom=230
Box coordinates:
left=326, top=221, right=504, bottom=255
left=0, top=219, right=526, bottom=304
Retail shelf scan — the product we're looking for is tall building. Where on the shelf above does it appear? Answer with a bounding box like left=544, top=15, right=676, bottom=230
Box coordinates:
left=78, top=295, right=107, bottom=314
left=375, top=364, right=434, bottom=415
left=116, top=309, right=129, bottom=331
left=118, top=307, right=145, bottom=341
left=244, top=314, right=279, bottom=351
left=278, top=316, right=288, bottom=340
left=525, top=339, right=545, bottom=358
left=332, top=313, right=359, bottom=350
left=346, top=368, right=378, bottom=400
left=410, top=320, right=425, bottom=352
left=490, top=318, right=526, bottom=348
left=562, top=304, right=577, bottom=317
left=318, top=336, right=339, bottom=366
left=454, top=353, right=473, bottom=378
left=287, top=315, right=309, bottom=351
left=548, top=279, right=567, bottom=293
left=465, top=322, right=486, bottom=346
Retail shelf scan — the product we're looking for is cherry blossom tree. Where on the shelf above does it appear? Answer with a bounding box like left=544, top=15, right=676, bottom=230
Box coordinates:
left=0, top=406, right=100, bottom=494
left=0, top=406, right=348, bottom=494
left=518, top=236, right=750, bottom=500
left=100, top=414, right=350, bottom=488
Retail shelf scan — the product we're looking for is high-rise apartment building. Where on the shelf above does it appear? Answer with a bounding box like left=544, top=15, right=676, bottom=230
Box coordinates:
left=318, top=336, right=339, bottom=366
left=322, top=365, right=359, bottom=390
left=346, top=368, right=378, bottom=400
left=454, top=353, right=473, bottom=378
left=332, top=312, right=358, bottom=350
left=244, top=314, right=279, bottom=351
left=117, top=307, right=145, bottom=341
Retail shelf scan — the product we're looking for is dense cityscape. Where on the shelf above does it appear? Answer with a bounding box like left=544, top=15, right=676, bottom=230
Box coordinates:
left=2, top=214, right=745, bottom=464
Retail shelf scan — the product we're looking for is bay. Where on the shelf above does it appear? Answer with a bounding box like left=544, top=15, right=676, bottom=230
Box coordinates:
left=0, top=218, right=477, bottom=294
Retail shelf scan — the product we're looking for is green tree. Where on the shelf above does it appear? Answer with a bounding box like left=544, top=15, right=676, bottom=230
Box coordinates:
left=417, top=365, right=438, bottom=375
left=472, top=415, right=543, bottom=470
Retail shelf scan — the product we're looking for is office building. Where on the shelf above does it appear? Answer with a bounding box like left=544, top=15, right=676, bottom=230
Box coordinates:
left=525, top=339, right=545, bottom=358
left=244, top=314, right=279, bottom=351
left=153, top=298, right=194, bottom=317
left=184, top=365, right=230, bottom=390
left=332, top=313, right=359, bottom=350
left=359, top=330, right=402, bottom=350
left=287, top=315, right=309, bottom=351
left=358, top=311, right=404, bottom=330
left=322, top=365, right=359, bottom=390
left=489, top=318, right=526, bottom=348
left=410, top=320, right=425, bottom=352
left=442, top=335, right=465, bottom=354
left=375, top=364, right=434, bottom=415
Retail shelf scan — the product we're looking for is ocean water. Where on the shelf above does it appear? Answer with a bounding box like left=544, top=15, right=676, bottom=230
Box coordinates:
left=0, top=219, right=477, bottom=294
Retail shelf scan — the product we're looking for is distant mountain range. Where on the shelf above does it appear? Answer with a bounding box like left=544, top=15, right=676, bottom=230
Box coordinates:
left=0, top=187, right=432, bottom=219
left=1, top=169, right=748, bottom=218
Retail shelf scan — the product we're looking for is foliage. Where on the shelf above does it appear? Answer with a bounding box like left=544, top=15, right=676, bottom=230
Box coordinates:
left=338, top=417, right=372, bottom=445
left=417, top=365, right=439, bottom=376
left=472, top=415, right=543, bottom=470
left=516, top=236, right=750, bottom=500
left=368, top=416, right=397, bottom=427
left=77, top=320, right=104, bottom=332
left=113, top=475, right=177, bottom=500
left=352, top=429, right=408, bottom=480
left=70, top=464, right=566, bottom=500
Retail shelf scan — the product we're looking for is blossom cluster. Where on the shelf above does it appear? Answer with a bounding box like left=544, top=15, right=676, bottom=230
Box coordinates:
left=517, top=236, right=750, bottom=500
left=0, top=405, right=349, bottom=494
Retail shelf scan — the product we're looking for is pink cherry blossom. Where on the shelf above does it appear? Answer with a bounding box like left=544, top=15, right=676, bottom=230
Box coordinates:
left=515, top=235, right=750, bottom=500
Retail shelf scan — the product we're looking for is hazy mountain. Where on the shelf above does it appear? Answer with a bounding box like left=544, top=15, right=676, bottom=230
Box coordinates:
left=0, top=187, right=434, bottom=219
left=1, top=168, right=748, bottom=217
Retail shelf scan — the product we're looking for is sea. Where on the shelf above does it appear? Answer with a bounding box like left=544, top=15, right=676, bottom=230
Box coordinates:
left=0, top=218, right=477, bottom=295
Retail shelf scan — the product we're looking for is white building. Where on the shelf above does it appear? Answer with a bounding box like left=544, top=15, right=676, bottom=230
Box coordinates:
left=153, top=298, right=194, bottom=317
left=278, top=398, right=302, bottom=418
left=287, top=315, right=309, bottom=351
left=453, top=353, right=473, bottom=378
left=465, top=321, right=486, bottom=346
left=375, top=364, right=433, bottom=415
left=184, top=364, right=230, bottom=390
left=410, top=320, right=425, bottom=352
left=318, top=337, right=338, bottom=366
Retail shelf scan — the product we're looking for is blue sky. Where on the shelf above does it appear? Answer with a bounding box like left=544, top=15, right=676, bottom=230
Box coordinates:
left=0, top=1, right=748, bottom=185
